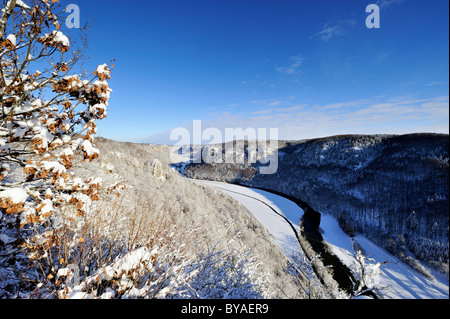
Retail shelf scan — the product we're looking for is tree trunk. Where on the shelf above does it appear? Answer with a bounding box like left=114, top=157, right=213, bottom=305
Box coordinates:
left=0, top=0, right=17, bottom=38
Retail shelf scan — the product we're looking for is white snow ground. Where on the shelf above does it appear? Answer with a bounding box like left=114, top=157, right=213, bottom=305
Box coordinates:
left=193, top=179, right=449, bottom=299
left=192, top=179, right=304, bottom=262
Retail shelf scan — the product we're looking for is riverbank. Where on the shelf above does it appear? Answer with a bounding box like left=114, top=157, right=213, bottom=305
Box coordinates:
left=192, top=179, right=449, bottom=299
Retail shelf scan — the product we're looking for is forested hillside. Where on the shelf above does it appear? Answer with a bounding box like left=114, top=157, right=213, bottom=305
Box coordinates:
left=183, top=133, right=449, bottom=274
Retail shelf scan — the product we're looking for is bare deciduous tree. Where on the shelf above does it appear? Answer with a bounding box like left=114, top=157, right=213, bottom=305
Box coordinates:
left=349, top=240, right=389, bottom=299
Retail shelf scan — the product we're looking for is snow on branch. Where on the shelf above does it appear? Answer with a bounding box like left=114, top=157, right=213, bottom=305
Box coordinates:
left=0, top=0, right=116, bottom=290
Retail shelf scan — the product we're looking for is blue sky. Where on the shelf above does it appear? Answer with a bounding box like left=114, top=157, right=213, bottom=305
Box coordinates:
left=61, top=0, right=448, bottom=143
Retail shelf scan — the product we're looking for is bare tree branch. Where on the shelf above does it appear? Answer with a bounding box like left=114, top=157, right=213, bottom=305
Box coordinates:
left=0, top=0, right=17, bottom=38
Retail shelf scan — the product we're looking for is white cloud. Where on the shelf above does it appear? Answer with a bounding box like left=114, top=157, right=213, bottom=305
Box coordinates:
left=310, top=19, right=356, bottom=43
left=251, top=109, right=273, bottom=115
left=312, top=25, right=344, bottom=42
left=319, top=99, right=372, bottom=110
left=276, top=55, right=304, bottom=74
left=138, top=95, right=449, bottom=144
left=207, top=96, right=449, bottom=140
left=276, top=104, right=306, bottom=113
left=377, top=0, right=404, bottom=9
left=425, top=81, right=446, bottom=87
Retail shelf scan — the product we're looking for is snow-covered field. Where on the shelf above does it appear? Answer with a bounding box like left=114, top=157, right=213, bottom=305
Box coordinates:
left=194, top=180, right=449, bottom=299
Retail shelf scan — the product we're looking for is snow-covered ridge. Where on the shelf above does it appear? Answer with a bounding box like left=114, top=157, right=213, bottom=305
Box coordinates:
left=70, top=139, right=307, bottom=299
left=184, top=133, right=449, bottom=281
left=2, top=136, right=447, bottom=299
left=195, top=180, right=449, bottom=299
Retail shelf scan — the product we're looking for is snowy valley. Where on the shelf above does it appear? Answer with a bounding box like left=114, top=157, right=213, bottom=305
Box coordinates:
left=194, top=180, right=448, bottom=299
left=1, top=133, right=449, bottom=299
left=181, top=133, right=449, bottom=299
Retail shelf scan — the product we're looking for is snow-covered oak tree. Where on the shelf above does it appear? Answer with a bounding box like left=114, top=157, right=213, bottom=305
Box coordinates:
left=1, top=0, right=113, bottom=260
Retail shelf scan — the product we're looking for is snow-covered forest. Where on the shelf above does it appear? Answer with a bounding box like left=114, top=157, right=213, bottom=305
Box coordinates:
left=184, top=134, right=450, bottom=278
